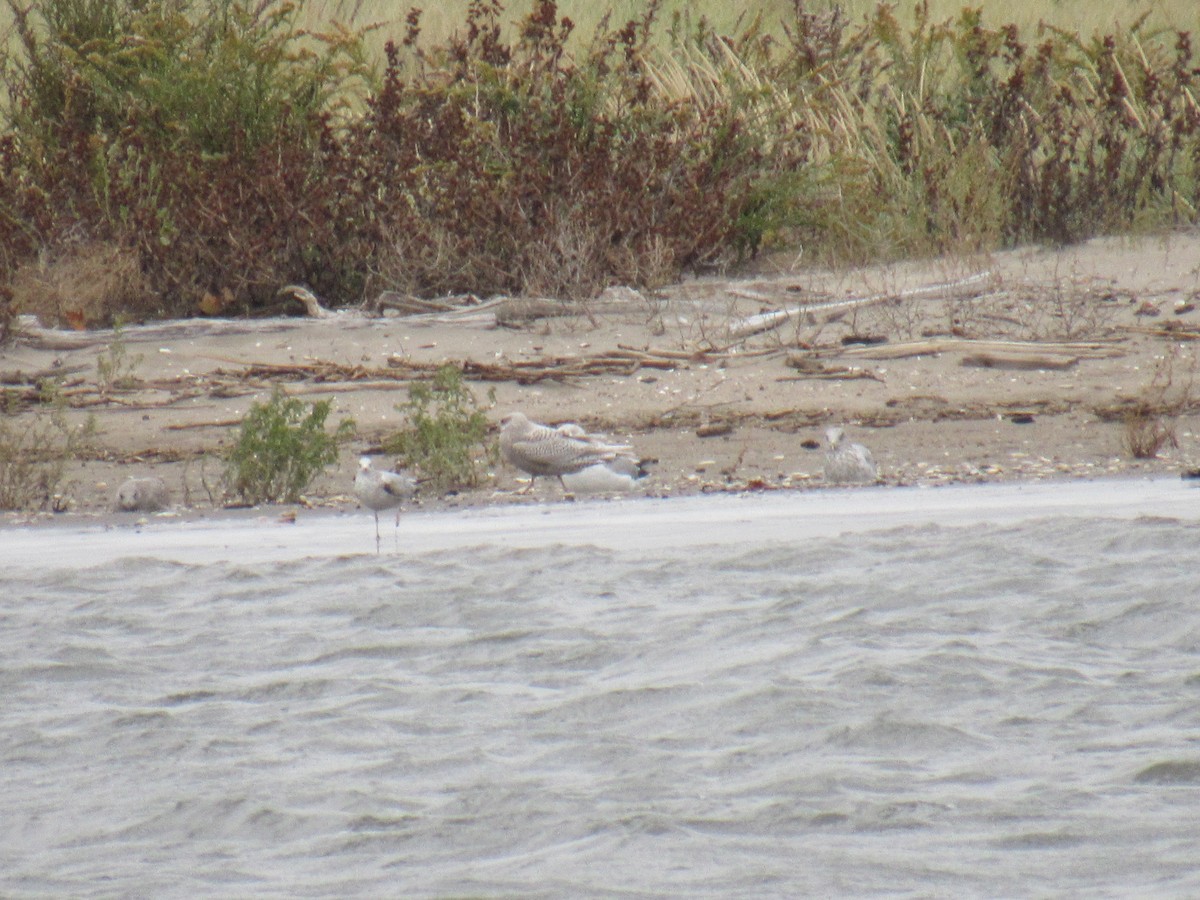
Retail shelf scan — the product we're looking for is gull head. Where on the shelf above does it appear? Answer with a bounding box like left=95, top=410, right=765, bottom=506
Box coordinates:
left=824, top=426, right=845, bottom=449
left=358, top=456, right=374, bottom=471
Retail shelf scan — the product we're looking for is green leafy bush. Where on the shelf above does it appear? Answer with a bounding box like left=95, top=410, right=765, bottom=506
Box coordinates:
left=384, top=365, right=496, bottom=492
left=225, top=386, right=355, bottom=504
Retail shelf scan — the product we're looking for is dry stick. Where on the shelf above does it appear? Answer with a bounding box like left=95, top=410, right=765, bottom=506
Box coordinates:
left=283, top=381, right=412, bottom=396
left=0, top=364, right=90, bottom=384
left=728, top=271, right=995, bottom=338
left=960, top=353, right=1079, bottom=371
left=777, top=370, right=885, bottom=383
left=165, top=418, right=244, bottom=431
left=1124, top=325, right=1200, bottom=341
left=839, top=337, right=1124, bottom=360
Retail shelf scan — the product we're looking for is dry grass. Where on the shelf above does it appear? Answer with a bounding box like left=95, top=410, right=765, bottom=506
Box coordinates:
left=301, top=1, right=1197, bottom=48
left=10, top=241, right=150, bottom=329
left=1121, top=346, right=1197, bottom=459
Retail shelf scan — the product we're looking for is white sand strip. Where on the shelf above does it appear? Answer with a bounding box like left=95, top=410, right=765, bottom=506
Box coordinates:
left=1, top=477, right=1196, bottom=570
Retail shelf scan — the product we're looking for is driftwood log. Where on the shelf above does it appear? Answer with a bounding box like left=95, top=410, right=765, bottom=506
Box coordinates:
left=839, top=338, right=1123, bottom=362
left=728, top=272, right=995, bottom=338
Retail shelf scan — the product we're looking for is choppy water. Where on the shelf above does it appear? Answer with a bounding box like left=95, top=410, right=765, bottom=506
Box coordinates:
left=3, top=484, right=1200, bottom=897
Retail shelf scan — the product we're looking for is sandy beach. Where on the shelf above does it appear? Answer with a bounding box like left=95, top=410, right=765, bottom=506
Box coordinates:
left=3, top=232, right=1199, bottom=522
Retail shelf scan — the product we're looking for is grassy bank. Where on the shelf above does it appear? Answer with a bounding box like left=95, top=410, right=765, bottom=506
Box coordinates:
left=1, top=0, right=1198, bottom=330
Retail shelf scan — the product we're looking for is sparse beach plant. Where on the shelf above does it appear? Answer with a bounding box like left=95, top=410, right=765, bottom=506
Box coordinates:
left=1120, top=348, right=1196, bottom=459
left=0, top=380, right=96, bottom=510
left=384, top=365, right=496, bottom=492
left=1122, top=407, right=1178, bottom=460
left=96, top=321, right=143, bottom=393
left=225, top=387, right=355, bottom=504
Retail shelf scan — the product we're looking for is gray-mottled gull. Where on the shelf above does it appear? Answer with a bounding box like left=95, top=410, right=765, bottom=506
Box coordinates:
left=500, top=412, right=640, bottom=494
left=354, top=456, right=417, bottom=551
left=823, top=426, right=879, bottom=484
left=114, top=476, right=170, bottom=512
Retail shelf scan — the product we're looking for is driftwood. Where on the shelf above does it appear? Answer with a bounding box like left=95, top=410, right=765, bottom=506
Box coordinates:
left=960, top=353, right=1079, bottom=371
left=387, top=348, right=681, bottom=384
left=11, top=312, right=360, bottom=351
left=370, top=292, right=474, bottom=315
left=1125, top=324, right=1200, bottom=341
left=0, top=364, right=88, bottom=384
left=780, top=353, right=885, bottom=382
left=839, top=337, right=1123, bottom=361
left=728, top=271, right=995, bottom=338
left=211, top=345, right=734, bottom=389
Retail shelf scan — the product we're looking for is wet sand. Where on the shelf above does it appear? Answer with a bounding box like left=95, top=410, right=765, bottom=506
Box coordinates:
left=3, top=476, right=1197, bottom=569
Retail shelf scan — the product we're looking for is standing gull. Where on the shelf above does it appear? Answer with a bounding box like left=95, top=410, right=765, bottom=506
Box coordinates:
left=354, top=456, right=417, bottom=552
left=499, top=412, right=640, bottom=494
left=823, top=426, right=879, bottom=484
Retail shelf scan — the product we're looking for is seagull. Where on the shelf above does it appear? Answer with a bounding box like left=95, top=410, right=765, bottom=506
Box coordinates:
left=353, top=456, right=417, bottom=552
left=113, top=476, right=170, bottom=512
left=499, top=412, right=641, bottom=495
left=823, top=426, right=879, bottom=484
left=561, top=456, right=653, bottom=494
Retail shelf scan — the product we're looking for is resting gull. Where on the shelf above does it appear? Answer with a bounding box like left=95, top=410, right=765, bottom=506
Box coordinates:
left=561, top=457, right=652, bottom=494
left=823, top=426, right=879, bottom=484
left=354, top=456, right=417, bottom=552
left=499, top=412, right=640, bottom=494
left=114, top=476, right=170, bottom=513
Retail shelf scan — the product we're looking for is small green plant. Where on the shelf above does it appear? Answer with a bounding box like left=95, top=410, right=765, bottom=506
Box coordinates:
left=225, top=386, right=355, bottom=504
left=0, top=380, right=97, bottom=510
left=96, top=321, right=143, bottom=392
left=384, top=365, right=497, bottom=492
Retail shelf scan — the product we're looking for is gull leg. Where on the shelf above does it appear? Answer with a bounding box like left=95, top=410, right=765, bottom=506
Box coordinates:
left=517, top=475, right=536, bottom=495
left=557, top=475, right=575, bottom=501
left=374, top=510, right=381, bottom=554
left=393, top=506, right=401, bottom=551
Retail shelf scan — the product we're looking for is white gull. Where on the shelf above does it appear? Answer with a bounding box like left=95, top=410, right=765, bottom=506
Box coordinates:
left=823, top=426, right=879, bottom=484
left=354, top=456, right=417, bottom=551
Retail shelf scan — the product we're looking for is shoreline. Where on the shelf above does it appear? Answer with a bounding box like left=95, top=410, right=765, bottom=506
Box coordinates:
left=2, top=474, right=1198, bottom=568
left=3, top=233, right=1199, bottom=522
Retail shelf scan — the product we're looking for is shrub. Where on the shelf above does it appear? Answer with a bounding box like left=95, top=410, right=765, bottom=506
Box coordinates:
left=225, top=386, right=355, bottom=504
left=1, top=0, right=1198, bottom=320
left=1120, top=347, right=1194, bottom=459
left=0, top=0, right=374, bottom=317
left=0, top=381, right=96, bottom=510
left=384, top=365, right=496, bottom=492
left=95, top=320, right=142, bottom=393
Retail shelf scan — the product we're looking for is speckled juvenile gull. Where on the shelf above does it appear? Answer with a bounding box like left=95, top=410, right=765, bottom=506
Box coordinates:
left=823, top=426, right=879, bottom=484
left=113, top=476, right=170, bottom=512
left=500, top=412, right=640, bottom=494
left=353, top=456, right=417, bottom=551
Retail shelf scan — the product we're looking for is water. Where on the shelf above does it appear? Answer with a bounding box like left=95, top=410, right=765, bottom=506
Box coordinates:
left=3, top=481, right=1200, bottom=897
